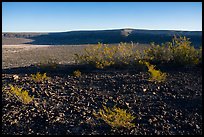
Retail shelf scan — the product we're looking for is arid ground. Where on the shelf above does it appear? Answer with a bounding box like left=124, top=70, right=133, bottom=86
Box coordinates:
left=2, top=44, right=202, bottom=135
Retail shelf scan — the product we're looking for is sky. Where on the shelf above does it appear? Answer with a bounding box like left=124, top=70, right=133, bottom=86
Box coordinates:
left=2, top=2, right=202, bottom=32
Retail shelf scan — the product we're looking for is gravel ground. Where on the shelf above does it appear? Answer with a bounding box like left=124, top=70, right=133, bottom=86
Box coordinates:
left=2, top=37, right=34, bottom=45
left=2, top=44, right=149, bottom=69
left=2, top=45, right=88, bottom=69
left=2, top=45, right=202, bottom=135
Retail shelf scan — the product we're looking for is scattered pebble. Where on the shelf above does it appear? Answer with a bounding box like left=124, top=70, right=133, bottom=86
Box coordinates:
left=2, top=66, right=202, bottom=135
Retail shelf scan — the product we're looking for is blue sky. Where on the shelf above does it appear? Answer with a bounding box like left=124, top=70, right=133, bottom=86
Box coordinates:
left=2, top=2, right=202, bottom=32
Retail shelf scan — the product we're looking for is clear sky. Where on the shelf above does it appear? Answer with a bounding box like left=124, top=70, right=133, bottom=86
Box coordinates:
left=2, top=2, right=202, bottom=32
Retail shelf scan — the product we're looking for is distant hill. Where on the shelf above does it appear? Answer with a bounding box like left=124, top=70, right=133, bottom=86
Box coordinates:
left=2, top=29, right=202, bottom=47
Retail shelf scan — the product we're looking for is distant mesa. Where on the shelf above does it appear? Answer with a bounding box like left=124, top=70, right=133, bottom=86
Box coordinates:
left=2, top=28, right=202, bottom=47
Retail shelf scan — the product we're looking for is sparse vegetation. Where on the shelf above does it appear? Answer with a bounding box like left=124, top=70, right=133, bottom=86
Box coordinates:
left=75, top=42, right=142, bottom=69
left=139, top=60, right=167, bottom=83
left=75, top=36, right=202, bottom=68
left=143, top=42, right=174, bottom=64
left=93, top=105, right=136, bottom=129
left=31, top=72, right=48, bottom=82
left=8, top=84, right=34, bottom=104
left=171, top=36, right=201, bottom=66
left=73, top=70, right=81, bottom=77
left=36, top=58, right=58, bottom=69
left=144, top=36, right=202, bottom=66
left=2, top=34, right=202, bottom=135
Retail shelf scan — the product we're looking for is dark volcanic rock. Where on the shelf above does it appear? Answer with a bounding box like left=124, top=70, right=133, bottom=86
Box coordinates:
left=2, top=66, right=202, bottom=135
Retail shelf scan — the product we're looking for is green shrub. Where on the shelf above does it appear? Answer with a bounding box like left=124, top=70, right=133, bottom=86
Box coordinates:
left=171, top=36, right=201, bottom=66
left=143, top=42, right=174, bottom=64
left=93, top=105, right=136, bottom=129
left=198, top=46, right=202, bottom=65
left=75, top=36, right=202, bottom=68
left=31, top=72, right=48, bottom=82
left=75, top=42, right=142, bottom=69
left=140, top=60, right=167, bottom=83
left=75, top=42, right=117, bottom=69
left=36, top=58, right=58, bottom=69
left=144, top=36, right=202, bottom=66
left=9, top=84, right=34, bottom=104
left=73, top=70, right=81, bottom=77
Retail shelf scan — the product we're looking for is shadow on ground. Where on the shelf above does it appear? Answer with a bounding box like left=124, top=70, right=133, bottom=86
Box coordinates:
left=2, top=63, right=202, bottom=76
left=20, top=31, right=202, bottom=48
left=2, top=64, right=96, bottom=75
left=2, top=64, right=144, bottom=76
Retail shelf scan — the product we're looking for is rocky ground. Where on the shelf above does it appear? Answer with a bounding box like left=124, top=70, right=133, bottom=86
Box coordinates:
left=2, top=65, right=202, bottom=135
left=2, top=44, right=149, bottom=69
left=2, top=45, right=88, bottom=69
left=2, top=45, right=202, bottom=135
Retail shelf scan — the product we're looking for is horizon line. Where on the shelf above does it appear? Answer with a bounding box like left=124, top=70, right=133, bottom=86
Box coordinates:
left=2, top=28, right=202, bottom=33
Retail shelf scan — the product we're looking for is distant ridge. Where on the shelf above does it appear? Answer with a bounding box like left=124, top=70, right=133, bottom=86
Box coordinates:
left=2, top=28, right=202, bottom=47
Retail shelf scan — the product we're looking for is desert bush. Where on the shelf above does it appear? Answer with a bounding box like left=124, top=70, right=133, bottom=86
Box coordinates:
left=36, top=58, right=58, bottom=69
left=75, top=43, right=116, bottom=69
left=75, top=36, right=201, bottom=68
left=31, top=72, right=48, bottom=82
left=144, top=36, right=202, bottom=66
left=198, top=46, right=202, bottom=65
left=171, top=36, right=201, bottom=66
left=143, top=42, right=174, bottom=64
left=93, top=105, right=136, bottom=129
left=73, top=70, right=81, bottom=77
left=140, top=60, right=167, bottom=83
left=75, top=42, right=142, bottom=69
left=8, top=84, right=34, bottom=104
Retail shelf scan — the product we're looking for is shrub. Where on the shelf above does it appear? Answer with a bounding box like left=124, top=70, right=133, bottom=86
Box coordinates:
left=75, top=42, right=142, bottom=69
left=9, top=84, right=34, bottom=104
left=198, top=46, right=202, bottom=66
left=143, top=42, right=174, bottom=64
left=93, top=105, right=136, bottom=129
left=140, top=60, right=167, bottom=83
left=73, top=70, right=81, bottom=77
left=75, top=36, right=202, bottom=68
left=36, top=58, right=58, bottom=69
left=75, top=43, right=117, bottom=69
left=144, top=36, right=202, bottom=66
left=31, top=72, right=48, bottom=82
left=171, top=36, right=201, bottom=66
